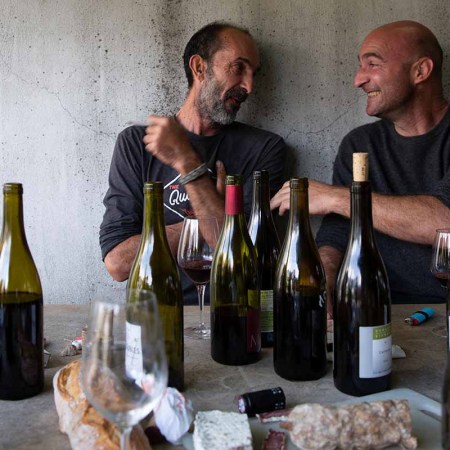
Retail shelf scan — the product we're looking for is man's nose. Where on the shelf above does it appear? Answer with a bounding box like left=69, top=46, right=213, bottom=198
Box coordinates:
left=241, top=73, right=254, bottom=95
left=354, top=67, right=368, bottom=88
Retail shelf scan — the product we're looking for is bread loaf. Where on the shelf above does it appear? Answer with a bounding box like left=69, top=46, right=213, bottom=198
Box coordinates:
left=53, top=359, right=151, bottom=450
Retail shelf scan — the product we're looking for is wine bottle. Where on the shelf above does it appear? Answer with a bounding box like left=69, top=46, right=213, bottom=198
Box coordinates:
left=273, top=177, right=327, bottom=380
left=443, top=353, right=450, bottom=449
left=127, top=181, right=184, bottom=391
left=210, top=174, right=260, bottom=365
left=0, top=183, right=44, bottom=400
left=333, top=152, right=391, bottom=396
left=248, top=170, right=280, bottom=348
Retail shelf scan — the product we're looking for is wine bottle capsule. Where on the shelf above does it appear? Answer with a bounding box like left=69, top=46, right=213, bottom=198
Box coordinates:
left=238, top=387, right=286, bottom=416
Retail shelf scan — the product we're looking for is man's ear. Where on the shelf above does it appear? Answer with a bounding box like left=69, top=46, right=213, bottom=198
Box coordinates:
left=189, top=55, right=207, bottom=83
left=412, top=57, right=434, bottom=85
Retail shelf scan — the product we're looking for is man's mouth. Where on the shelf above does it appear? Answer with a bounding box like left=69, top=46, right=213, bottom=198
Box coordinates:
left=367, top=91, right=381, bottom=97
left=225, top=89, right=248, bottom=107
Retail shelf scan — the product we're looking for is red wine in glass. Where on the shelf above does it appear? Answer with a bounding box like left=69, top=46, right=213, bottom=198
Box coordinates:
left=180, top=259, right=212, bottom=285
left=434, top=272, right=448, bottom=288
left=430, top=229, right=450, bottom=348
left=430, top=229, right=450, bottom=288
left=177, top=217, right=219, bottom=340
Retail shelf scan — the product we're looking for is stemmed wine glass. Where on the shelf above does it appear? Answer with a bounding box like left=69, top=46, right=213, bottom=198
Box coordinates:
left=430, top=229, right=450, bottom=286
left=430, top=229, right=450, bottom=345
left=177, top=217, right=219, bottom=339
left=81, top=289, right=168, bottom=450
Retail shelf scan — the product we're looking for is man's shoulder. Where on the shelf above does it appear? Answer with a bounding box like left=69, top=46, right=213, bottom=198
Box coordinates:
left=117, top=125, right=146, bottom=141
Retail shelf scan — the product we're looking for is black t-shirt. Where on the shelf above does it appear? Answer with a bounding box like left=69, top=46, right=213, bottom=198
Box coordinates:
left=100, top=121, right=286, bottom=303
left=316, top=110, right=450, bottom=304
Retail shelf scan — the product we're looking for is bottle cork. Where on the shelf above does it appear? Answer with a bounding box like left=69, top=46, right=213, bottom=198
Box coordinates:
left=353, top=152, right=369, bottom=182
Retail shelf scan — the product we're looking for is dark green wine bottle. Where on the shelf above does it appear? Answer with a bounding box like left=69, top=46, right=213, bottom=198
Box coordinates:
left=333, top=153, right=391, bottom=396
left=248, top=170, right=280, bottom=348
left=273, top=178, right=327, bottom=381
left=210, top=174, right=261, bottom=365
left=0, top=183, right=44, bottom=400
left=127, top=182, right=184, bottom=391
left=443, top=353, right=450, bottom=449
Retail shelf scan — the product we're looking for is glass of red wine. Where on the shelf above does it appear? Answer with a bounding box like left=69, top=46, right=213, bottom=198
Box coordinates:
left=430, top=229, right=450, bottom=342
left=430, top=229, right=450, bottom=286
left=177, top=217, right=219, bottom=339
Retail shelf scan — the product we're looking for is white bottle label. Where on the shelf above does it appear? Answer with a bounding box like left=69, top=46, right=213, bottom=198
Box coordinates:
left=359, top=323, right=392, bottom=378
left=125, top=321, right=143, bottom=378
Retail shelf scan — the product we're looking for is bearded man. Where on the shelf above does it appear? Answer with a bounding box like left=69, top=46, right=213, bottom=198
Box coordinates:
left=100, top=22, right=286, bottom=303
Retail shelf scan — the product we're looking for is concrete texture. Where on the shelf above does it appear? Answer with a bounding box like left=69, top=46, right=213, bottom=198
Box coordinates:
left=0, top=1, right=449, bottom=304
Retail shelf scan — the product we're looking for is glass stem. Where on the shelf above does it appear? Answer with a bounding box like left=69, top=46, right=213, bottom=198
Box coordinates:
left=120, top=427, right=132, bottom=450
left=196, top=283, right=206, bottom=329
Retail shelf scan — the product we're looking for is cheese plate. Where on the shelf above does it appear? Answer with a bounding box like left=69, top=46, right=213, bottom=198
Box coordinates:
left=180, top=388, right=441, bottom=449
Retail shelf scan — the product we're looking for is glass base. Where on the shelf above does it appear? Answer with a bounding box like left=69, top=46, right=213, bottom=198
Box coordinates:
left=184, top=325, right=210, bottom=340
left=432, top=325, right=448, bottom=338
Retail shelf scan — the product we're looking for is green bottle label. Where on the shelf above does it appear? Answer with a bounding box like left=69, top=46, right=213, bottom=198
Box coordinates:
left=260, top=289, right=273, bottom=333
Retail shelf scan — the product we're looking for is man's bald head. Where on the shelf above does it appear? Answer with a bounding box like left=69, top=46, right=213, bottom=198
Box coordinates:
left=367, top=21, right=443, bottom=79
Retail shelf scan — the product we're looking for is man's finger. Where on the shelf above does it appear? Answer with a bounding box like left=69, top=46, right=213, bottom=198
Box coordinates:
left=216, top=160, right=226, bottom=196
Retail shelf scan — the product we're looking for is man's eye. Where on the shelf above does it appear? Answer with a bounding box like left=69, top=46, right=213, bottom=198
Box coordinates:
left=233, top=62, right=245, bottom=74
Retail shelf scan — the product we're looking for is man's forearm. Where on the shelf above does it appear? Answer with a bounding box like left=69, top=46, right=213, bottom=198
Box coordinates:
left=370, top=194, right=450, bottom=245
left=104, top=235, right=141, bottom=282
left=105, top=222, right=184, bottom=282
left=322, top=182, right=449, bottom=245
left=319, top=245, right=343, bottom=318
left=184, top=173, right=225, bottom=228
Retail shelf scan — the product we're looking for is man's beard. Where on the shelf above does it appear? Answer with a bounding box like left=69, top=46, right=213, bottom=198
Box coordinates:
left=197, top=74, right=248, bottom=127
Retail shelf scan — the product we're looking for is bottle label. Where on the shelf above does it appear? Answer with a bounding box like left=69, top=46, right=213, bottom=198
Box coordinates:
left=359, top=323, right=392, bottom=378
left=225, top=185, right=243, bottom=215
left=448, top=315, right=450, bottom=351
left=247, top=289, right=261, bottom=353
left=260, top=289, right=273, bottom=333
left=126, top=321, right=144, bottom=378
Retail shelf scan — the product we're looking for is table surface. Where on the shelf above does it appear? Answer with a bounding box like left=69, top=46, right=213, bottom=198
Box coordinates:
left=0, top=303, right=446, bottom=450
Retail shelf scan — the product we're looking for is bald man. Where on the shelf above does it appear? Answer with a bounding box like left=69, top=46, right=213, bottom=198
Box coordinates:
left=271, top=21, right=450, bottom=310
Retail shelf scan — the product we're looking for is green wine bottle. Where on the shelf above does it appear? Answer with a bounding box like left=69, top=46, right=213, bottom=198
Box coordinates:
left=0, top=183, right=44, bottom=400
left=333, top=153, right=391, bottom=396
left=127, top=182, right=184, bottom=391
left=248, top=170, right=280, bottom=348
left=210, top=174, right=260, bottom=365
left=273, top=178, right=327, bottom=380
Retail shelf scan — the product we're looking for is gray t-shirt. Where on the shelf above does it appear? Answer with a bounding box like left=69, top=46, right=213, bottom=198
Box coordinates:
left=100, top=121, right=286, bottom=304
left=316, top=110, right=450, bottom=303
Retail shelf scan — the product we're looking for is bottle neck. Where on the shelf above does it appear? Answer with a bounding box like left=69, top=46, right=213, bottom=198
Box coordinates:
left=349, top=182, right=375, bottom=241
left=224, top=183, right=248, bottom=234
left=142, top=189, right=167, bottom=245
left=250, top=178, right=271, bottom=217
left=287, top=186, right=312, bottom=235
left=1, top=190, right=27, bottom=245
left=225, top=183, right=244, bottom=216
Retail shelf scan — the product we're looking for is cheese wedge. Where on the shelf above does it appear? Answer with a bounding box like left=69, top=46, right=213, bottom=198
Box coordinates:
left=193, top=410, right=252, bottom=450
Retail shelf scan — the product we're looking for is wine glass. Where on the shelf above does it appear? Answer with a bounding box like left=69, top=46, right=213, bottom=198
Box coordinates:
left=177, top=217, right=219, bottom=339
left=430, top=229, right=450, bottom=343
left=81, top=289, right=168, bottom=450
left=430, top=229, right=450, bottom=286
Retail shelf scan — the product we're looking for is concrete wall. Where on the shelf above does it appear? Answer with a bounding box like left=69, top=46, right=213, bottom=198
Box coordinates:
left=1, top=0, right=449, bottom=304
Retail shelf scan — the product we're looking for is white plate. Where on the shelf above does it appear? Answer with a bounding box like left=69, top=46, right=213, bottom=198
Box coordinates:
left=181, top=388, right=441, bottom=449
